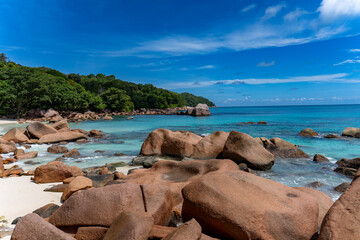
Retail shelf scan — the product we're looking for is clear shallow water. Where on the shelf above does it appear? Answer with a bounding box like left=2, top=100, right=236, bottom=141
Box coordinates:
left=1, top=104, right=360, bottom=200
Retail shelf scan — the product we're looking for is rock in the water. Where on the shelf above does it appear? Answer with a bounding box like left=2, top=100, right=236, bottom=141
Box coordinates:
left=33, top=203, right=60, bottom=218
left=90, top=129, right=104, bottom=138
left=3, top=157, right=17, bottom=164
left=342, top=127, right=360, bottom=137
left=260, top=137, right=310, bottom=158
left=102, top=115, right=113, bottom=120
left=62, top=176, right=92, bottom=201
left=313, top=154, right=329, bottom=163
left=75, top=227, right=108, bottom=240
left=334, top=182, right=350, bottom=193
left=222, top=131, right=275, bottom=170
left=11, top=213, right=75, bottom=240
left=26, top=122, right=58, bottom=139
left=319, top=175, right=360, bottom=239
left=140, top=129, right=202, bottom=158
left=34, top=161, right=83, bottom=183
left=325, top=134, right=340, bottom=139
left=48, top=145, right=69, bottom=154
left=49, top=183, right=145, bottom=227
left=187, top=104, right=210, bottom=116
left=163, top=218, right=202, bottom=240
left=0, top=144, right=16, bottom=154
left=1, top=128, right=29, bottom=143
left=52, top=120, right=70, bottom=132
left=334, top=158, right=360, bottom=177
left=306, top=181, right=324, bottom=188
left=182, top=171, right=319, bottom=240
left=298, top=128, right=319, bottom=137
left=15, top=151, right=38, bottom=160
left=257, top=121, right=267, bottom=125
left=103, top=211, right=154, bottom=240
left=191, top=131, right=229, bottom=159
left=38, top=131, right=87, bottom=144
left=62, top=148, right=80, bottom=158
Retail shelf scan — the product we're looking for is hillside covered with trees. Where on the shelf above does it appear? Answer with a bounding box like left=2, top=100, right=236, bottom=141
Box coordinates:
left=0, top=54, right=215, bottom=117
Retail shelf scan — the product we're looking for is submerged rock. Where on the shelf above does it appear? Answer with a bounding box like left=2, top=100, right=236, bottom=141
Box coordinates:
left=62, top=148, right=80, bottom=158
left=325, top=134, right=340, bottom=139
left=334, top=182, right=350, bottom=193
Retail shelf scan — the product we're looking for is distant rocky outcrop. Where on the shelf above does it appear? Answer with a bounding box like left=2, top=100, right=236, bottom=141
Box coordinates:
left=186, top=104, right=210, bottom=116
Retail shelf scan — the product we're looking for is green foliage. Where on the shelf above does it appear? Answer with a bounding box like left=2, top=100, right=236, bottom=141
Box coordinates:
left=180, top=93, right=215, bottom=107
left=0, top=53, right=215, bottom=117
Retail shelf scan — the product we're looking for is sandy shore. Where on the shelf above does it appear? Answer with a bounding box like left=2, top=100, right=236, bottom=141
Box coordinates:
left=0, top=120, right=17, bottom=125
left=0, top=176, right=62, bottom=239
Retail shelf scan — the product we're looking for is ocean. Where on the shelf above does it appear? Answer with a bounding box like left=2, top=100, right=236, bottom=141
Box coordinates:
left=2, top=104, right=360, bottom=200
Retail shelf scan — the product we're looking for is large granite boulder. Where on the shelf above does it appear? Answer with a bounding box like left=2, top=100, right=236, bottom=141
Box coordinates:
left=116, top=159, right=239, bottom=225
left=38, top=131, right=87, bottom=144
left=52, top=120, right=70, bottom=132
left=32, top=203, right=60, bottom=219
left=319, top=174, right=360, bottom=239
left=62, top=176, right=92, bottom=201
left=103, top=211, right=154, bottom=240
left=34, top=161, right=83, bottom=183
left=26, top=122, right=58, bottom=139
left=15, top=151, right=38, bottom=160
left=74, top=227, right=108, bottom=240
left=191, top=131, right=229, bottom=159
left=140, top=129, right=202, bottom=158
left=49, top=183, right=145, bottom=227
left=259, top=137, right=309, bottom=158
left=182, top=171, right=319, bottom=240
left=187, top=104, right=211, bottom=116
left=222, top=131, right=275, bottom=170
left=298, top=128, right=319, bottom=137
left=11, top=213, right=75, bottom=240
left=342, top=127, right=360, bottom=137
left=295, top=187, right=334, bottom=227
left=1, top=128, right=29, bottom=143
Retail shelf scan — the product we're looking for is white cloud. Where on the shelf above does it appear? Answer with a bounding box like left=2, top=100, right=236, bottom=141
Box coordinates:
left=241, top=4, right=257, bottom=13
left=349, top=49, right=360, bottom=53
left=165, top=73, right=353, bottom=89
left=261, top=3, right=287, bottom=21
left=284, top=8, right=310, bottom=21
left=319, top=0, right=360, bottom=21
left=334, top=59, right=360, bottom=65
left=197, top=65, right=216, bottom=69
left=257, top=60, right=275, bottom=67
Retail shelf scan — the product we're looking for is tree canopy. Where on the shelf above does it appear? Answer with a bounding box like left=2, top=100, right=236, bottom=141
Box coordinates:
left=0, top=54, right=215, bottom=117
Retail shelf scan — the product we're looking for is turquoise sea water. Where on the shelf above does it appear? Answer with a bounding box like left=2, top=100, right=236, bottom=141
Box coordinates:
left=1, top=104, right=360, bottom=200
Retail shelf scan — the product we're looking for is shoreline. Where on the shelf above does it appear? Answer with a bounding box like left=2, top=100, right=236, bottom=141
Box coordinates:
left=0, top=120, right=18, bottom=125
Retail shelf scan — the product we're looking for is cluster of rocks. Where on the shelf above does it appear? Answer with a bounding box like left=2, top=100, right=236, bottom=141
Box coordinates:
left=12, top=155, right=360, bottom=240
left=237, top=121, right=267, bottom=125
left=0, top=120, right=104, bottom=178
left=135, top=129, right=309, bottom=171
left=297, top=127, right=360, bottom=139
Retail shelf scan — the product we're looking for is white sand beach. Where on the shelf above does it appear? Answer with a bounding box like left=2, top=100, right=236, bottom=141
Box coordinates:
left=0, top=120, right=17, bottom=125
left=0, top=176, right=62, bottom=239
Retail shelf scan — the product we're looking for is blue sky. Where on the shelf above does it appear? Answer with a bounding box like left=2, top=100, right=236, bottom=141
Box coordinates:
left=1, top=0, right=360, bottom=106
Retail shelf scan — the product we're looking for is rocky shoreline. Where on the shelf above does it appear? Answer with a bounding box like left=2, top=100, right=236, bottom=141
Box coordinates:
left=1, top=120, right=360, bottom=239
left=2, top=104, right=212, bottom=124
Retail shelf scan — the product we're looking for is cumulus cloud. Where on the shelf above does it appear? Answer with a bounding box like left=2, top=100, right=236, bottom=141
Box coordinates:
left=319, top=0, right=360, bottom=21
left=257, top=60, right=275, bottom=67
